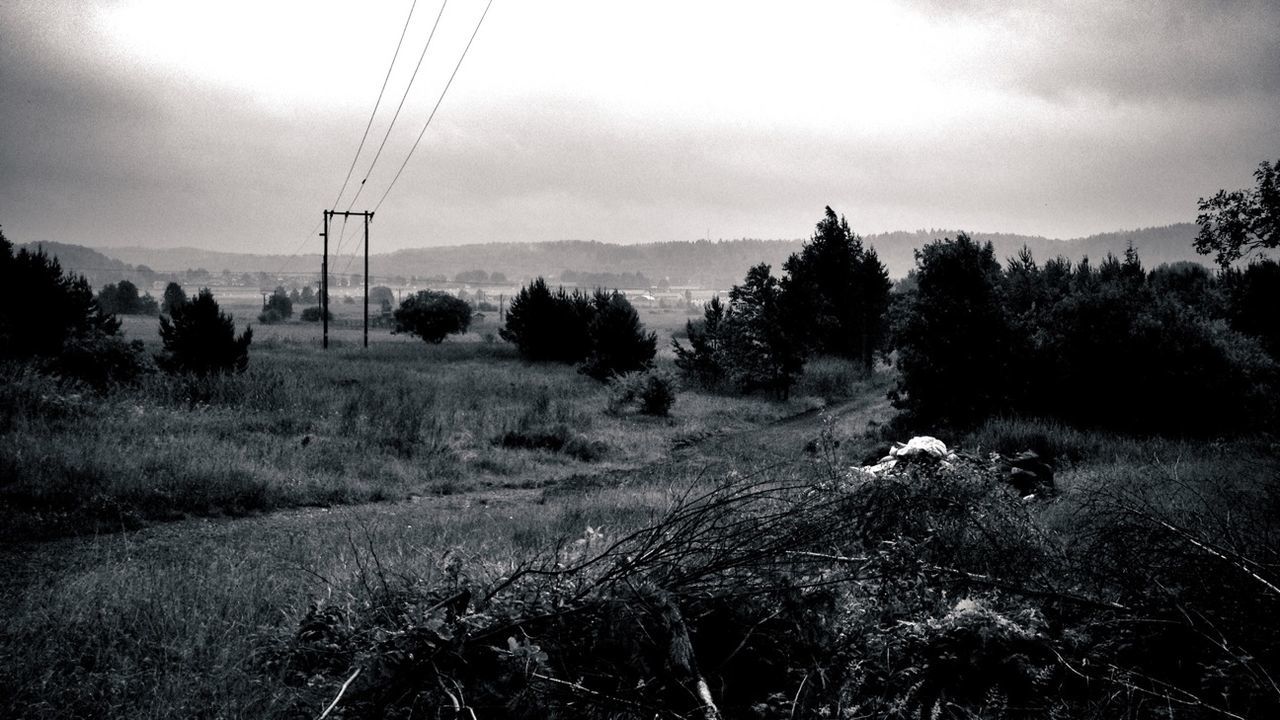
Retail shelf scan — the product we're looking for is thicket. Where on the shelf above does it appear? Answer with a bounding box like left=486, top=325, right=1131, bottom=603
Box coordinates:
left=500, top=279, right=655, bottom=380
left=891, top=236, right=1279, bottom=433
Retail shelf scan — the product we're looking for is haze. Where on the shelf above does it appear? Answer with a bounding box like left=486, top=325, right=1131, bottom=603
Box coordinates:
left=1, top=0, right=1277, bottom=255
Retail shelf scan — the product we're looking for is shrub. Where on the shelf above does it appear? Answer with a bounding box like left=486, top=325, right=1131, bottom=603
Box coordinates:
left=52, top=334, right=155, bottom=390
left=299, top=306, right=333, bottom=322
left=157, top=288, right=252, bottom=374
left=393, top=290, right=472, bottom=343
left=607, top=370, right=677, bottom=416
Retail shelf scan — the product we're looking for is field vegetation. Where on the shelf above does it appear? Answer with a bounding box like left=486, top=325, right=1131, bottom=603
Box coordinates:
left=3, top=165, right=1280, bottom=718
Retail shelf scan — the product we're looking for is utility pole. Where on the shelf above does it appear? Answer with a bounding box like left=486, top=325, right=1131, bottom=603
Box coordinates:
left=320, top=209, right=374, bottom=349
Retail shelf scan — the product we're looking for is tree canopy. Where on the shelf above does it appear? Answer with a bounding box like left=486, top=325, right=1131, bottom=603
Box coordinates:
left=393, top=290, right=473, bottom=343
left=158, top=289, right=252, bottom=374
left=1195, top=159, right=1280, bottom=268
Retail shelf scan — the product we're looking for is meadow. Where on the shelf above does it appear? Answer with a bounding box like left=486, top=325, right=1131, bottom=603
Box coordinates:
left=4, top=301, right=1278, bottom=718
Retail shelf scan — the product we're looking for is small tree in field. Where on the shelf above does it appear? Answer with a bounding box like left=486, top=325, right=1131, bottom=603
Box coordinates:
left=500, top=277, right=592, bottom=363
left=580, top=289, right=656, bottom=380
left=394, top=290, right=473, bottom=343
left=161, top=282, right=188, bottom=316
left=158, top=289, right=252, bottom=374
left=98, top=280, right=159, bottom=316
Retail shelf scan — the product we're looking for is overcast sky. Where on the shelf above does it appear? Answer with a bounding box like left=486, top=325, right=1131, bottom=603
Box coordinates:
left=1, top=0, right=1277, bottom=256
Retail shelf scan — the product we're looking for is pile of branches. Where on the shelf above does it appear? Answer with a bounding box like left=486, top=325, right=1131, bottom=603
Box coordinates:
left=270, top=452, right=1280, bottom=719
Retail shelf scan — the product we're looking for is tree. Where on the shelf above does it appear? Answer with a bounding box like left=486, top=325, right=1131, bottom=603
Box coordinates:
left=99, top=280, right=159, bottom=316
left=258, top=286, right=293, bottom=324
left=723, top=264, right=806, bottom=397
left=673, top=296, right=730, bottom=388
left=0, top=227, right=120, bottom=359
left=393, top=290, right=473, bottom=343
left=162, top=282, right=188, bottom=316
left=891, top=233, right=1012, bottom=426
left=1195, top=159, right=1280, bottom=267
left=1222, top=259, right=1280, bottom=360
left=580, top=289, right=656, bottom=380
left=781, top=207, right=892, bottom=371
left=499, top=277, right=593, bottom=363
left=158, top=289, right=252, bottom=374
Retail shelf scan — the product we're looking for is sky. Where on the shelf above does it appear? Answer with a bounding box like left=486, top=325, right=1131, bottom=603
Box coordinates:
left=0, top=0, right=1277, bottom=256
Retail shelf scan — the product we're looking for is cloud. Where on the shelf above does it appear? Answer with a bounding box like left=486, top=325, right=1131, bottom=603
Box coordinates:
left=903, top=0, right=1280, bottom=103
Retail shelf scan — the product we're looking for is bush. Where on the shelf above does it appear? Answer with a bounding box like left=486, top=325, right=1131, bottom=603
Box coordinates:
left=299, top=306, right=333, bottom=323
left=51, top=334, right=155, bottom=390
left=157, top=289, right=252, bottom=375
left=393, top=290, right=472, bottom=343
left=607, top=370, right=677, bottom=416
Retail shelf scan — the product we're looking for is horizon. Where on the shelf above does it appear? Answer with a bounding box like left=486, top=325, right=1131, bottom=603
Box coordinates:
left=2, top=2, right=1276, bottom=254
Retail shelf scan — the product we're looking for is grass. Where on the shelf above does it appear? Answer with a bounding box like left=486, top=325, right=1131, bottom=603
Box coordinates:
left=1, top=312, right=821, bottom=540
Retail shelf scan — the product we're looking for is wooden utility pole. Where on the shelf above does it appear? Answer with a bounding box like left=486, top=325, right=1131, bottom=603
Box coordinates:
left=320, top=210, right=374, bottom=350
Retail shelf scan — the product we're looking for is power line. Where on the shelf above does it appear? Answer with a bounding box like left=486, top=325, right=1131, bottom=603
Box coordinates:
left=373, top=0, right=495, bottom=213
left=344, top=0, right=451, bottom=213
left=329, top=0, right=421, bottom=212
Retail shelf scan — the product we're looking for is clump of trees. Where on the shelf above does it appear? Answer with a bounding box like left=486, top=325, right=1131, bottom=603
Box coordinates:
left=0, top=227, right=153, bottom=389
left=158, top=289, right=252, bottom=375
left=97, top=280, right=159, bottom=316
left=257, top=286, right=293, bottom=324
left=675, top=264, right=806, bottom=398
left=890, top=236, right=1278, bottom=433
left=500, top=278, right=656, bottom=379
left=393, top=290, right=473, bottom=343
left=674, top=208, right=891, bottom=398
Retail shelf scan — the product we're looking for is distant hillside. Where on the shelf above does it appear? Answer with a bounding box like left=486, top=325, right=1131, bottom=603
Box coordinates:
left=96, top=223, right=1206, bottom=289
left=19, top=241, right=159, bottom=290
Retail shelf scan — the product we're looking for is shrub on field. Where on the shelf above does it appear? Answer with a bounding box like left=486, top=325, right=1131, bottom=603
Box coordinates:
left=606, top=369, right=677, bottom=416
left=157, top=288, right=252, bottom=375
left=393, top=290, right=473, bottom=343
left=299, top=306, right=333, bottom=322
left=52, top=333, right=155, bottom=390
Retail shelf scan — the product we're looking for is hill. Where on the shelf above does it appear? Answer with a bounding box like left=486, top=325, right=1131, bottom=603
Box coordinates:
left=79, top=223, right=1206, bottom=289
left=19, top=241, right=159, bottom=290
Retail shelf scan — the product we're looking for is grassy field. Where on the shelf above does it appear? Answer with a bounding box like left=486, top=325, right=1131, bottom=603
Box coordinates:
left=4, top=304, right=847, bottom=541
left=5, top=308, right=1278, bottom=718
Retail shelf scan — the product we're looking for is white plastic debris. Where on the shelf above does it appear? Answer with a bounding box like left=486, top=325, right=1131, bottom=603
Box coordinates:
left=890, top=436, right=948, bottom=459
